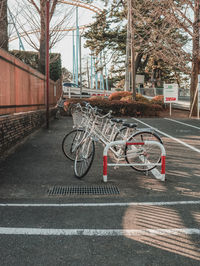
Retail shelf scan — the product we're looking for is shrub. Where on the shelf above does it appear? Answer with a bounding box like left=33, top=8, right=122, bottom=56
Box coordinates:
left=120, top=95, right=133, bottom=102
left=150, top=95, right=165, bottom=108
left=152, top=95, right=164, bottom=102
left=108, top=91, right=132, bottom=101
left=49, top=53, right=62, bottom=81
left=136, top=93, right=150, bottom=103
left=10, top=50, right=62, bottom=81
left=63, top=98, right=163, bottom=117
left=89, top=95, right=105, bottom=100
left=109, top=91, right=150, bottom=104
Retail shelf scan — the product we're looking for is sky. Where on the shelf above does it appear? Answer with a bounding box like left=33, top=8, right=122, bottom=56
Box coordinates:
left=50, top=1, right=102, bottom=72
left=8, top=0, right=104, bottom=73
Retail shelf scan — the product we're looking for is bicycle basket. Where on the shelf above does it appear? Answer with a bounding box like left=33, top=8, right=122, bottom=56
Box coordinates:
left=72, top=110, right=84, bottom=128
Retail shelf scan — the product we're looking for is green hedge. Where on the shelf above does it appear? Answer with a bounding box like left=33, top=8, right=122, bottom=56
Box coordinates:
left=64, top=98, right=163, bottom=117
left=10, top=50, right=62, bottom=81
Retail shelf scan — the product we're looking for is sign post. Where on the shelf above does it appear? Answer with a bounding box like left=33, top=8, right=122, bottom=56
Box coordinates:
left=190, top=76, right=200, bottom=119
left=198, top=75, right=200, bottom=119
left=164, top=84, right=178, bottom=116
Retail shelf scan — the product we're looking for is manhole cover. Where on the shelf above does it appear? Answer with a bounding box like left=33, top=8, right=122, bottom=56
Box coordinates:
left=47, top=186, right=120, bottom=196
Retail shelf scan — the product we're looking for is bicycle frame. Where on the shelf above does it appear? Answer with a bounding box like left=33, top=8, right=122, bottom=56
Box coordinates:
left=94, top=126, right=159, bottom=161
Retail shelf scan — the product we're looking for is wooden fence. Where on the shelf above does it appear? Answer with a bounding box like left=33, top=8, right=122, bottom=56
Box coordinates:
left=0, top=48, right=62, bottom=115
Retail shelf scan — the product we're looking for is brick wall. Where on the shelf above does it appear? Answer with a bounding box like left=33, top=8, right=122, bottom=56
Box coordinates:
left=0, top=108, right=57, bottom=157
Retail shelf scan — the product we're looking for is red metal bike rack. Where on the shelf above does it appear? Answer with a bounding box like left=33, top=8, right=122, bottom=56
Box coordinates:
left=103, top=140, right=166, bottom=182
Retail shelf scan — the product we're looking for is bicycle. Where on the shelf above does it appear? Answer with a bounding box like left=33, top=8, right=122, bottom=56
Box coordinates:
left=62, top=103, right=95, bottom=160
left=71, top=104, right=163, bottom=179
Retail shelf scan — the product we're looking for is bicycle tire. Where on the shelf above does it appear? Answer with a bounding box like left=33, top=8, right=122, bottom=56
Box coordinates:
left=74, top=138, right=95, bottom=179
left=125, top=131, right=163, bottom=172
left=113, top=127, right=128, bottom=141
left=113, top=126, right=133, bottom=151
left=62, top=129, right=85, bottom=161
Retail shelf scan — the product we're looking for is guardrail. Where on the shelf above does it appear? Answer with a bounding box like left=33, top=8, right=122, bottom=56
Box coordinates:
left=63, top=86, right=115, bottom=98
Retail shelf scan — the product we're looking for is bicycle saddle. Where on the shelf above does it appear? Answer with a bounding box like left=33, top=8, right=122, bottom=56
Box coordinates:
left=111, top=118, right=123, bottom=123
left=122, top=123, right=138, bottom=128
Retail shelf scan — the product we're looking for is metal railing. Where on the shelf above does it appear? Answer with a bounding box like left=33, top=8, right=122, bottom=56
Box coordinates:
left=63, top=85, right=115, bottom=98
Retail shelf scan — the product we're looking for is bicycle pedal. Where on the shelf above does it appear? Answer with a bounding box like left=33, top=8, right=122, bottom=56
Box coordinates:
left=116, top=157, right=124, bottom=161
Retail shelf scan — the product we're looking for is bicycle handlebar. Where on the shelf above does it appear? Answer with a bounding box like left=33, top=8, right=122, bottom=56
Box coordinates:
left=72, top=101, right=112, bottom=119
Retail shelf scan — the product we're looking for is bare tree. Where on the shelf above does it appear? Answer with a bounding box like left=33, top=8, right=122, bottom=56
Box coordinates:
left=25, top=0, right=59, bottom=73
left=10, top=0, right=75, bottom=74
left=0, top=0, right=8, bottom=50
left=152, top=0, right=198, bottom=116
left=88, top=0, right=191, bottom=90
left=132, top=0, right=191, bottom=71
left=126, top=0, right=198, bottom=112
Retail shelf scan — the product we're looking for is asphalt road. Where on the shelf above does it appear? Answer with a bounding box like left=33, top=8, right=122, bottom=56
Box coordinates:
left=0, top=116, right=199, bottom=266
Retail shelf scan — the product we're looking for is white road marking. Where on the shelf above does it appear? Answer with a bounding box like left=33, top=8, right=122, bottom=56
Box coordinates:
left=0, top=200, right=200, bottom=207
left=164, top=118, right=200, bottom=130
left=0, top=227, right=199, bottom=236
left=132, top=118, right=200, bottom=154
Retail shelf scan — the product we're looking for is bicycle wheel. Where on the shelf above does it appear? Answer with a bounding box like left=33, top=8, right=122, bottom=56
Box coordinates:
left=74, top=138, right=95, bottom=179
left=113, top=126, right=138, bottom=152
left=62, top=129, right=85, bottom=161
left=125, top=131, right=163, bottom=172
left=113, top=127, right=128, bottom=141
left=112, top=127, right=128, bottom=152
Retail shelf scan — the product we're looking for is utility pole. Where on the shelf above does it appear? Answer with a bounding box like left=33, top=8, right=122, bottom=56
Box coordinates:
left=79, top=34, right=82, bottom=97
left=90, top=53, right=93, bottom=89
left=87, top=59, right=90, bottom=88
left=129, top=0, right=136, bottom=100
left=75, top=6, right=79, bottom=86
left=72, top=30, right=75, bottom=83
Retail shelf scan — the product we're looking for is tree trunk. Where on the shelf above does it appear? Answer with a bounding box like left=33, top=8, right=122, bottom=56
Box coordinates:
left=39, top=1, right=46, bottom=74
left=135, top=53, right=143, bottom=73
left=190, top=0, right=200, bottom=117
left=130, top=0, right=136, bottom=100
left=0, top=0, right=8, bottom=51
left=125, top=0, right=131, bottom=91
left=38, top=0, right=58, bottom=75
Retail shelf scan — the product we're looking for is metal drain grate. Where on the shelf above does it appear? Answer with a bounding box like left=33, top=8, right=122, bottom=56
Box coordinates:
left=47, top=186, right=120, bottom=196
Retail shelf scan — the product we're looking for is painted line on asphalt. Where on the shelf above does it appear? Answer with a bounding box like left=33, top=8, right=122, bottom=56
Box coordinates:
left=0, top=200, right=200, bottom=207
left=132, top=118, right=200, bottom=154
left=0, top=227, right=199, bottom=236
left=164, top=118, right=200, bottom=130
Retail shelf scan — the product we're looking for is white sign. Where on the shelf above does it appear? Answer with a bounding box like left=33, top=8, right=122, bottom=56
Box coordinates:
left=164, top=84, right=178, bottom=103
left=136, top=75, right=144, bottom=84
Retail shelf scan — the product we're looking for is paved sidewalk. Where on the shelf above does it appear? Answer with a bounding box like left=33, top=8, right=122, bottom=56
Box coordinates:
left=0, top=115, right=199, bottom=202
left=0, top=116, right=200, bottom=266
left=0, top=116, right=85, bottom=200
left=0, top=115, right=161, bottom=201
